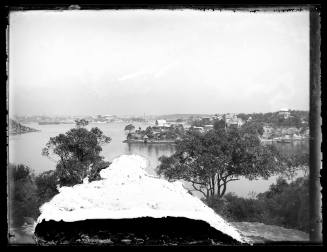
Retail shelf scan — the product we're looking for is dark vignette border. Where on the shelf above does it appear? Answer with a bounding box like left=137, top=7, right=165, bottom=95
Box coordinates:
left=309, top=8, right=322, bottom=244
left=1, top=2, right=323, bottom=248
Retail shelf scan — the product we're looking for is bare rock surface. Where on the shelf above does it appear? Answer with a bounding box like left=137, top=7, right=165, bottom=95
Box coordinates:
left=35, top=155, right=248, bottom=244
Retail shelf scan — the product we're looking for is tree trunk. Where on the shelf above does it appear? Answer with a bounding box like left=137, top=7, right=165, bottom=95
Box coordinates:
left=217, top=178, right=221, bottom=196
left=220, top=183, right=227, bottom=198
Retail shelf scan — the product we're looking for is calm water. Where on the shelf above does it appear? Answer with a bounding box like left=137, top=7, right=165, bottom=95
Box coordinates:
left=8, top=122, right=309, bottom=198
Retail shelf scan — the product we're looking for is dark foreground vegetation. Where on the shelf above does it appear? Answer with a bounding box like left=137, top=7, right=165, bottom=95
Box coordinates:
left=8, top=162, right=309, bottom=235
left=207, top=176, right=309, bottom=233
left=8, top=119, right=112, bottom=228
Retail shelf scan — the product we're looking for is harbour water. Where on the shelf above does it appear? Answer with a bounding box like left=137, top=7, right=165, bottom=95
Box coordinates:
left=8, top=122, right=309, bottom=243
left=8, top=122, right=308, bottom=197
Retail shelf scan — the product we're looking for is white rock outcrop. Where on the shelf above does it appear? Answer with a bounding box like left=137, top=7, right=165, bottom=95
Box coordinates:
left=36, top=154, right=248, bottom=243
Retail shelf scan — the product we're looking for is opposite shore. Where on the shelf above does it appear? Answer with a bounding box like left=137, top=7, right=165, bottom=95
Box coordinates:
left=123, top=139, right=176, bottom=144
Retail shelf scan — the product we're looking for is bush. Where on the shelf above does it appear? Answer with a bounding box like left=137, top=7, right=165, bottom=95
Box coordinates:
left=258, top=176, right=309, bottom=231
left=207, top=176, right=309, bottom=232
left=208, top=193, right=265, bottom=223
left=35, top=170, right=59, bottom=206
left=8, top=164, right=39, bottom=227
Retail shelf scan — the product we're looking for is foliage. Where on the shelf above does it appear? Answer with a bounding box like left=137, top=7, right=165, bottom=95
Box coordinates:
left=145, top=126, right=154, bottom=139
left=213, top=119, right=225, bottom=130
left=42, top=121, right=111, bottom=187
left=237, top=113, right=250, bottom=122
left=35, top=170, right=59, bottom=206
left=8, top=164, right=39, bottom=227
left=240, top=111, right=308, bottom=129
left=124, top=124, right=135, bottom=133
left=191, top=117, right=213, bottom=127
left=157, top=127, right=284, bottom=200
left=257, top=176, right=310, bottom=231
left=208, top=176, right=309, bottom=232
left=241, top=121, right=264, bottom=136
left=75, top=119, right=89, bottom=128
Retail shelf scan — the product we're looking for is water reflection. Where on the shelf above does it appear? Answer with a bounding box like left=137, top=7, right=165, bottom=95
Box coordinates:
left=9, top=123, right=310, bottom=244
left=272, top=141, right=309, bottom=155
left=124, top=143, right=176, bottom=175
left=9, top=122, right=309, bottom=197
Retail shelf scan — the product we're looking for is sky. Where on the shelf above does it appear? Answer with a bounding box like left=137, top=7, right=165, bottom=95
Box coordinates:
left=9, top=9, right=310, bottom=116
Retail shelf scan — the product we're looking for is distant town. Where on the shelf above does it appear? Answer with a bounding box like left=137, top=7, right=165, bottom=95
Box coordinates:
left=10, top=109, right=309, bottom=143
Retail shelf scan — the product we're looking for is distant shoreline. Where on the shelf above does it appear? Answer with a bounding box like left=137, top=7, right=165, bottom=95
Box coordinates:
left=123, top=140, right=177, bottom=145
left=9, top=119, right=40, bottom=135
left=9, top=129, right=40, bottom=135
left=260, top=137, right=309, bottom=143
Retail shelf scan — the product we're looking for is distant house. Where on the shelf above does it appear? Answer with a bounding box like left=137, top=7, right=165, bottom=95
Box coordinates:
left=192, top=126, right=204, bottom=133
left=204, top=125, right=214, bottom=131
left=237, top=118, right=244, bottom=127
left=224, top=113, right=236, bottom=121
left=278, top=108, right=291, bottom=119
left=304, top=129, right=310, bottom=137
left=263, top=126, right=274, bottom=139
left=225, top=116, right=243, bottom=128
left=143, top=135, right=149, bottom=143
left=152, top=126, right=162, bottom=132
left=155, top=119, right=167, bottom=127
left=216, top=115, right=224, bottom=121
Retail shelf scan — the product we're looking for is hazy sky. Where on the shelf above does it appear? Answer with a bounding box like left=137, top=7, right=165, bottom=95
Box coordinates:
left=9, top=9, right=309, bottom=116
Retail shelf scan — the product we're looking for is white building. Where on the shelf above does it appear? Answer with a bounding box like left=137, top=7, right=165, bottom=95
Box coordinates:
left=278, top=108, right=291, bottom=119
left=155, top=119, right=167, bottom=127
left=204, top=125, right=214, bottom=131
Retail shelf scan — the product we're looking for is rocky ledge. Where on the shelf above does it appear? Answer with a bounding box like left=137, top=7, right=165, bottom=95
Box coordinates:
left=34, top=155, right=248, bottom=245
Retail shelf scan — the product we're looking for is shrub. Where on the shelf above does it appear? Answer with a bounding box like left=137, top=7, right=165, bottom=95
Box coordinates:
left=35, top=170, right=59, bottom=206
left=207, top=176, right=309, bottom=232
left=8, top=164, right=39, bottom=227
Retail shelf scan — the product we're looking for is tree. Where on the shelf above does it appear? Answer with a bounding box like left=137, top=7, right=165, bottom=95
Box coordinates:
left=237, top=113, right=249, bottom=122
left=157, top=127, right=285, bottom=201
left=35, top=170, right=59, bottom=206
left=75, top=119, right=89, bottom=128
left=241, top=121, right=264, bottom=136
left=257, top=176, right=309, bottom=231
left=124, top=124, right=135, bottom=133
left=213, top=119, right=225, bottom=130
left=8, top=164, right=39, bottom=227
left=145, top=126, right=154, bottom=139
left=42, top=121, right=111, bottom=187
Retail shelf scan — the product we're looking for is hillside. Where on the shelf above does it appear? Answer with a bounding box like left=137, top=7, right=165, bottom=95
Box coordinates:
left=8, top=119, right=40, bottom=135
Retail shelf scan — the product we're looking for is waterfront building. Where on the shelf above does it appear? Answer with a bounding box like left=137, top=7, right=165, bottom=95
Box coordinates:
left=155, top=119, right=167, bottom=127
left=204, top=125, right=214, bottom=131
left=278, top=108, right=291, bottom=119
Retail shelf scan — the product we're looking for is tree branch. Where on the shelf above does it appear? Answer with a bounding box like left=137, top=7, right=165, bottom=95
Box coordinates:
left=225, top=178, right=240, bottom=184
left=191, top=182, right=207, bottom=199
